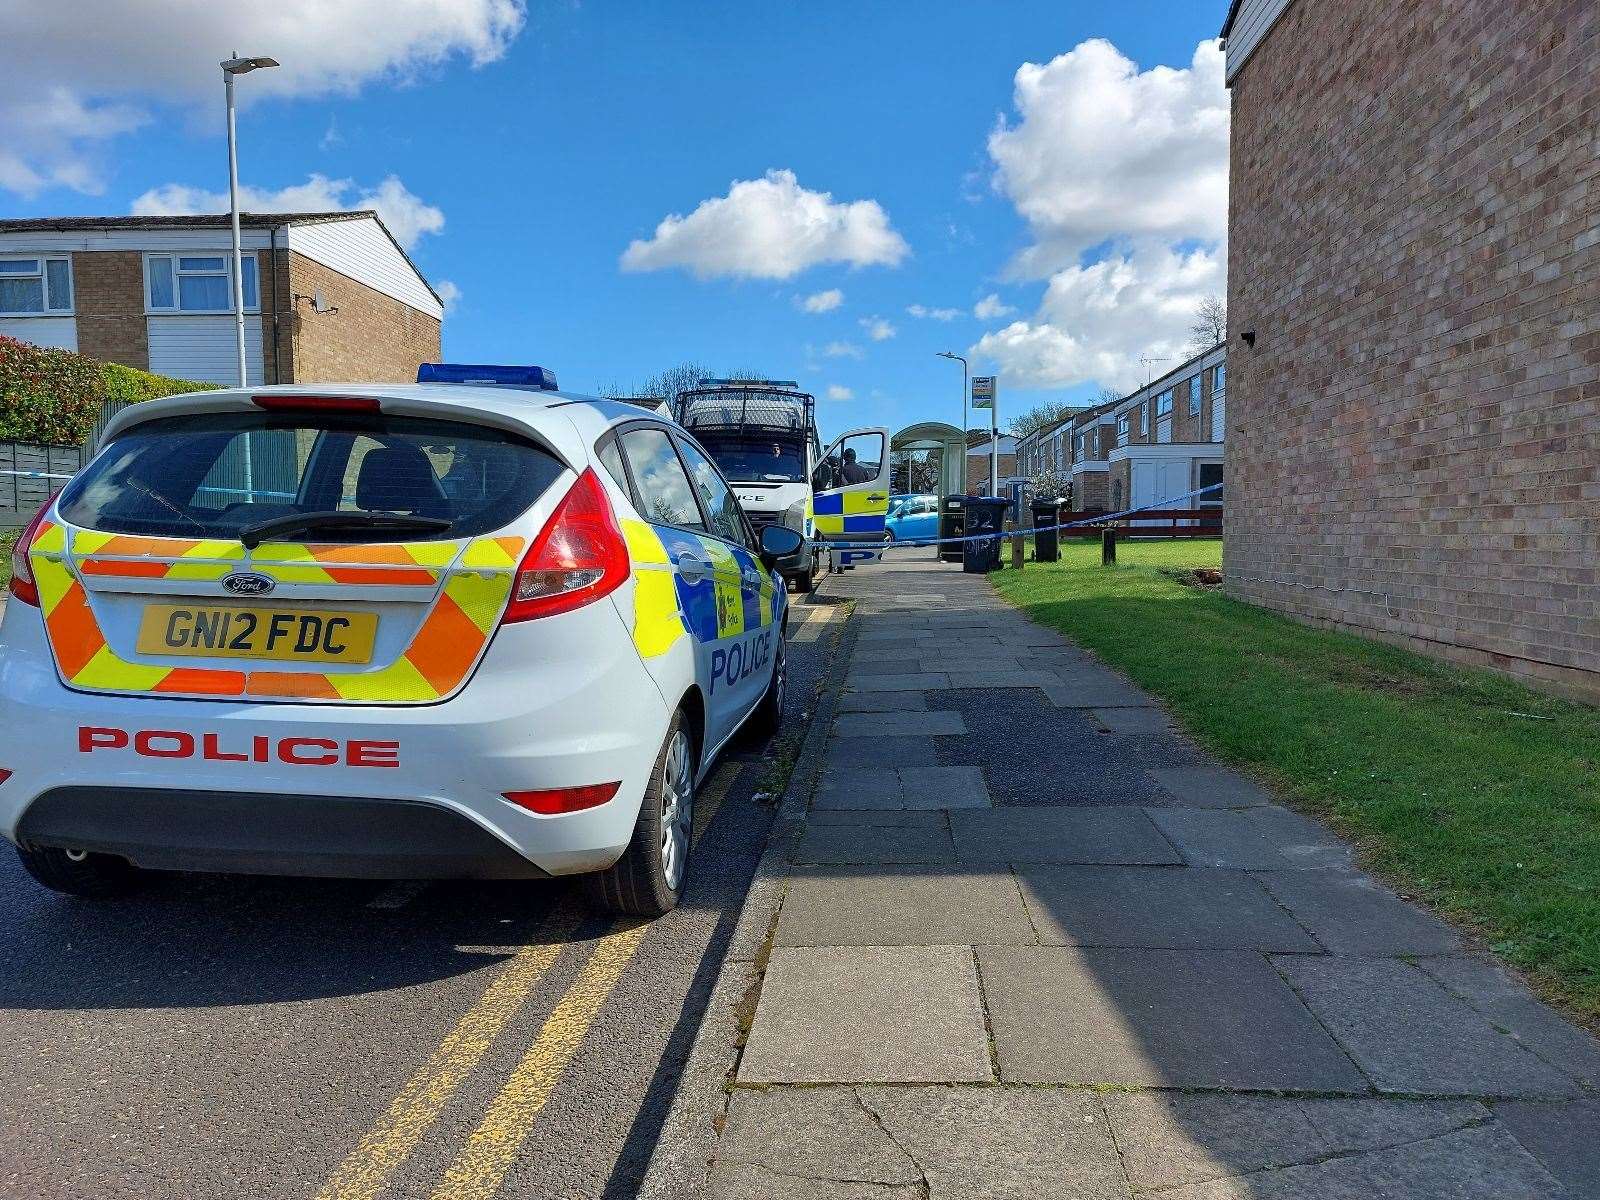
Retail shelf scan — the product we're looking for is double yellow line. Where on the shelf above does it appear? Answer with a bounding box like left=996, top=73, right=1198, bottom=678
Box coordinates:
left=316, top=909, right=645, bottom=1200
left=317, top=766, right=740, bottom=1200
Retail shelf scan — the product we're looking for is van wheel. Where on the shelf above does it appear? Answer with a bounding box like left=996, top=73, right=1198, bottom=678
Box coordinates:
left=16, top=845, right=141, bottom=898
left=746, top=636, right=787, bottom=741
left=792, top=561, right=815, bottom=594
left=584, top=712, right=694, bottom=917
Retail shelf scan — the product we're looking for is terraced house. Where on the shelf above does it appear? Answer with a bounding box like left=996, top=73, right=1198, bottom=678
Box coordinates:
left=1221, top=0, right=1598, bottom=698
left=0, top=211, right=443, bottom=386
left=1106, top=343, right=1227, bottom=517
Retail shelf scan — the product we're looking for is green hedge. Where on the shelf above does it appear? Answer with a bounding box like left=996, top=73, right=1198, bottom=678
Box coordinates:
left=102, top=361, right=221, bottom=408
left=0, top=335, right=218, bottom=446
left=0, top=335, right=105, bottom=446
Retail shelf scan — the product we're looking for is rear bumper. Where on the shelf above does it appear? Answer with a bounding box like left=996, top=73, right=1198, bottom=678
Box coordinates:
left=17, top=787, right=549, bottom=880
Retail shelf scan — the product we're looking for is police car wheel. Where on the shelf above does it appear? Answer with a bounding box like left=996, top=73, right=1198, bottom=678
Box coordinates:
left=16, top=845, right=142, bottom=898
left=584, top=713, right=694, bottom=917
left=747, top=636, right=787, bottom=741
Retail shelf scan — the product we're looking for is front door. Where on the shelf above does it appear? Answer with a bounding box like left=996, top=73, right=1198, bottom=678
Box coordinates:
left=813, top=427, right=891, bottom=544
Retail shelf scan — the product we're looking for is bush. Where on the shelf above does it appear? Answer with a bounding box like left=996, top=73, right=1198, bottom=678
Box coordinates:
left=0, top=336, right=221, bottom=447
left=101, top=361, right=220, bottom=407
left=0, top=335, right=106, bottom=446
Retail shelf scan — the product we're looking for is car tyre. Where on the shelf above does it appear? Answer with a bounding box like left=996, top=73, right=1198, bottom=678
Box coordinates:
left=745, top=633, right=787, bottom=742
left=584, top=711, right=695, bottom=918
left=792, top=557, right=815, bottom=594
left=16, top=845, right=141, bottom=898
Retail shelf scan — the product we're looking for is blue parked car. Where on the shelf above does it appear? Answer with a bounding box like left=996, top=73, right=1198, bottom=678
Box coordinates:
left=884, top=493, right=939, bottom=542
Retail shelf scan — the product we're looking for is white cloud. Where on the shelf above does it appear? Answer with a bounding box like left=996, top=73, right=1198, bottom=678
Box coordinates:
left=434, top=280, right=462, bottom=312
left=826, top=385, right=854, bottom=401
left=620, top=169, right=909, bottom=280
left=859, top=316, right=896, bottom=342
left=974, top=293, right=1016, bottom=320
left=972, top=39, right=1229, bottom=393
left=132, top=173, right=444, bottom=249
left=907, top=304, right=961, bottom=321
left=970, top=243, right=1224, bottom=389
left=821, top=341, right=863, bottom=359
left=798, top=288, right=844, bottom=313
left=988, top=38, right=1227, bottom=277
left=0, top=1, right=526, bottom=196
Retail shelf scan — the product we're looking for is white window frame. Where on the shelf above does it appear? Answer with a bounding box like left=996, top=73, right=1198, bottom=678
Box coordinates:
left=1213, top=363, right=1226, bottom=395
left=0, top=254, right=74, bottom=315
left=1155, top=389, right=1174, bottom=419
left=143, top=252, right=259, bottom=315
left=1117, top=415, right=1130, bottom=446
left=1139, top=404, right=1149, bottom=437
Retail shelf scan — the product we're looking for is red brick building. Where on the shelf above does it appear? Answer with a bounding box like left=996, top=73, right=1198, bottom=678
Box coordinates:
left=0, top=212, right=442, bottom=386
left=1220, top=0, right=1599, bottom=699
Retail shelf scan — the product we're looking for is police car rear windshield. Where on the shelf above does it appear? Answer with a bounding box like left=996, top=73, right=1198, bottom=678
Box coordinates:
left=694, top=436, right=807, bottom=483
left=58, top=411, right=565, bottom=541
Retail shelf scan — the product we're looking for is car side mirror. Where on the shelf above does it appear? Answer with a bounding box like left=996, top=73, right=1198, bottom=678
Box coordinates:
left=758, top=524, right=804, bottom=568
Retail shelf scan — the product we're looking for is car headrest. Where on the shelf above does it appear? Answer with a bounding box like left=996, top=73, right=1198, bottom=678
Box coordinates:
left=354, top=446, right=450, bottom=520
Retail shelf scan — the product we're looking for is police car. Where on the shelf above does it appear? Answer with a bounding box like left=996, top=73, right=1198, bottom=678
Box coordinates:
left=0, top=364, right=801, bottom=917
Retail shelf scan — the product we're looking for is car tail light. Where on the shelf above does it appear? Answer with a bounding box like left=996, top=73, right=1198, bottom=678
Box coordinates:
left=8, top=494, right=56, bottom=608
left=0, top=770, right=10, bottom=786
left=253, top=395, right=381, bottom=413
left=503, top=782, right=620, bottom=815
left=502, top=468, right=630, bottom=623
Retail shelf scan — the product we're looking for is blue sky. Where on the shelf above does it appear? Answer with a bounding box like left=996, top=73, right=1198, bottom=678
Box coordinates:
left=4, top=1, right=1231, bottom=445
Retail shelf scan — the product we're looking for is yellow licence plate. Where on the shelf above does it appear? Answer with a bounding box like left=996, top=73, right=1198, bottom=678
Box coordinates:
left=136, top=604, right=378, bottom=665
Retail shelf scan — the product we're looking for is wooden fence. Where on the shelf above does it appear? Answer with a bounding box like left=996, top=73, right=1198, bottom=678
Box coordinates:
left=0, top=442, right=88, bottom=526
left=1037, top=507, right=1224, bottom=539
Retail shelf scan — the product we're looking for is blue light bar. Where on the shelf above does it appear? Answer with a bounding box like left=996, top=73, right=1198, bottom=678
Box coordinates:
left=417, top=362, right=559, bottom=390
left=696, top=378, right=800, bottom=389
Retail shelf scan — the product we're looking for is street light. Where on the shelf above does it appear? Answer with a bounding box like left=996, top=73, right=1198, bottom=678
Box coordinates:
left=222, top=52, right=279, bottom=387
left=936, top=351, right=967, bottom=495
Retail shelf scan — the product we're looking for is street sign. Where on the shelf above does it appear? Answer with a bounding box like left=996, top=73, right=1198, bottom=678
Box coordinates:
left=971, top=376, right=996, bottom=409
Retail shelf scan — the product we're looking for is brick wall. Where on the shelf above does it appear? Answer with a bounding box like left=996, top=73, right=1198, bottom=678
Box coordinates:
left=1072, top=470, right=1108, bottom=512
left=1224, top=0, right=1600, bottom=699
left=72, top=252, right=147, bottom=369
left=282, top=252, right=440, bottom=383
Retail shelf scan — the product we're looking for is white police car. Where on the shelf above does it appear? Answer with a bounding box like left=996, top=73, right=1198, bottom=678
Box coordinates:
left=0, top=364, right=800, bottom=917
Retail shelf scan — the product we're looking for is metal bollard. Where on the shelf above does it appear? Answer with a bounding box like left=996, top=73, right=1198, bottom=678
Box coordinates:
left=1101, top=527, right=1117, bottom=566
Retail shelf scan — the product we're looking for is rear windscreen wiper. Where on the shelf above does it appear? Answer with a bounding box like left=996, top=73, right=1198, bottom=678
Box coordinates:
left=238, top=510, right=452, bottom=549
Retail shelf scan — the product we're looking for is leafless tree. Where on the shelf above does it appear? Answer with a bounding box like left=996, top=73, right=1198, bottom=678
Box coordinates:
left=1010, top=401, right=1080, bottom=438
left=1189, top=295, right=1227, bottom=354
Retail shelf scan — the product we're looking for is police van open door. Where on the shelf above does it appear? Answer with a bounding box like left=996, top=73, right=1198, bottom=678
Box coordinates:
left=812, top=427, right=890, bottom=568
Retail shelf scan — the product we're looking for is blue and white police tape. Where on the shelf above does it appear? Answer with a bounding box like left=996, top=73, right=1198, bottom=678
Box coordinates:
left=818, top=481, right=1224, bottom=553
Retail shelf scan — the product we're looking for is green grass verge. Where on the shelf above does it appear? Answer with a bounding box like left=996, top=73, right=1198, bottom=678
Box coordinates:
left=0, top=528, right=17, bottom=590
left=995, top=538, right=1600, bottom=1022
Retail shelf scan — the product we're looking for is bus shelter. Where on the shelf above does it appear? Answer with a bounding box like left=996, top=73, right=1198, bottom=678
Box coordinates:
left=889, top=421, right=966, bottom=503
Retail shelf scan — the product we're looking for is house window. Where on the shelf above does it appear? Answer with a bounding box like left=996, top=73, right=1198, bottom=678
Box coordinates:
left=1138, top=404, right=1148, bottom=437
left=1076, top=433, right=1085, bottom=462
left=0, top=256, right=73, bottom=314
left=1213, top=363, right=1226, bottom=394
left=1188, top=377, right=1202, bottom=416
left=1198, top=462, right=1224, bottom=505
left=145, top=254, right=258, bottom=313
left=1117, top=414, right=1129, bottom=445
left=1155, top=390, right=1173, bottom=418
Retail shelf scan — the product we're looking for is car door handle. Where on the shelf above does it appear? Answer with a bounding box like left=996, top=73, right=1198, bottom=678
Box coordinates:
left=677, top=552, right=713, bottom=581
left=867, top=492, right=887, bottom=502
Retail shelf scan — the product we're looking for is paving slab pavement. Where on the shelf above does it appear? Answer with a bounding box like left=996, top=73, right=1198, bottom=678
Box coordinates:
left=739, top=946, right=991, bottom=1084
left=643, top=558, right=1600, bottom=1200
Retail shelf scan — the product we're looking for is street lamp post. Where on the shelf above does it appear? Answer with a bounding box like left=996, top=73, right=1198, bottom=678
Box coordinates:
left=221, top=52, right=279, bottom=387
left=936, top=351, right=967, bottom=494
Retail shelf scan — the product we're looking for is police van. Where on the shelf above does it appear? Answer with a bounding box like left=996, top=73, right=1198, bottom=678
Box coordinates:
left=0, top=364, right=800, bottom=917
